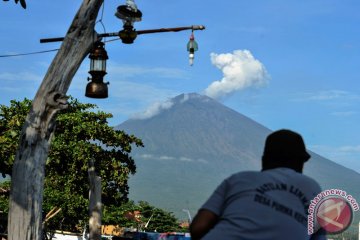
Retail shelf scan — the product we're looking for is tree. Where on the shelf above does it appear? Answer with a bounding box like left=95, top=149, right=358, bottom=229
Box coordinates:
left=7, top=1, right=104, bottom=239
left=0, top=99, right=31, bottom=177
left=137, top=201, right=182, bottom=233
left=102, top=200, right=183, bottom=233
left=0, top=181, right=10, bottom=214
left=102, top=200, right=141, bottom=229
left=0, top=181, right=10, bottom=235
left=0, top=98, right=143, bottom=232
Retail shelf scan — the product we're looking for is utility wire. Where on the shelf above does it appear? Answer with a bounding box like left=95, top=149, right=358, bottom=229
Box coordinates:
left=96, top=1, right=107, bottom=42
left=104, top=38, right=120, bottom=43
left=1, top=2, right=106, bottom=58
left=2, top=34, right=119, bottom=58
left=0, top=49, right=59, bottom=58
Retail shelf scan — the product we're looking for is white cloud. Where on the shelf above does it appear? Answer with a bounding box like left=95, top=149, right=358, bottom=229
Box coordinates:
left=136, top=153, right=209, bottom=164
left=0, top=72, right=42, bottom=82
left=291, top=90, right=360, bottom=116
left=0, top=71, right=43, bottom=100
left=180, top=93, right=208, bottom=104
left=204, top=49, right=270, bottom=100
left=68, top=63, right=186, bottom=123
left=331, top=111, right=357, bottom=117
left=307, top=90, right=352, bottom=100
left=69, top=78, right=179, bottom=123
left=107, top=63, right=189, bottom=79
left=138, top=154, right=154, bottom=159
left=131, top=99, right=174, bottom=120
left=109, top=81, right=178, bottom=101
left=235, top=26, right=268, bottom=34
left=338, top=145, right=360, bottom=153
left=311, top=144, right=360, bottom=155
left=294, top=90, right=360, bottom=102
left=197, top=159, right=209, bottom=164
left=309, top=144, right=360, bottom=173
left=179, top=157, right=193, bottom=162
left=159, top=155, right=176, bottom=161
left=180, top=93, right=190, bottom=103
left=0, top=86, right=30, bottom=93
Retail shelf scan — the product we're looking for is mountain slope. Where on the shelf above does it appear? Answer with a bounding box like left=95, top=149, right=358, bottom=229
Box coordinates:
left=116, top=93, right=360, bottom=223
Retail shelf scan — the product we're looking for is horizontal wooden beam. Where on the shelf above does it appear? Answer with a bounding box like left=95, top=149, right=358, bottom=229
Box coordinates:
left=40, top=25, right=206, bottom=43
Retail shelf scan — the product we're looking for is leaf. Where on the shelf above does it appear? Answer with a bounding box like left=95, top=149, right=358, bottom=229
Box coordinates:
left=9, top=130, right=17, bottom=138
left=11, top=0, right=26, bottom=9
left=19, top=0, right=26, bottom=9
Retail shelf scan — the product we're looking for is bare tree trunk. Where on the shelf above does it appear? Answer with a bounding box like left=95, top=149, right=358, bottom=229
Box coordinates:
left=7, top=1, right=103, bottom=239
left=88, top=159, right=102, bottom=240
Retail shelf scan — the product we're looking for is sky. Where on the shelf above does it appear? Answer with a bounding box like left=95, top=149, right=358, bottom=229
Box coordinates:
left=0, top=0, right=359, bottom=173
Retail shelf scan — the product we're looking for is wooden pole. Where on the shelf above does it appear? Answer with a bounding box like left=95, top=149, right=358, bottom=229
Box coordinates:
left=7, top=1, right=103, bottom=239
left=88, top=159, right=102, bottom=240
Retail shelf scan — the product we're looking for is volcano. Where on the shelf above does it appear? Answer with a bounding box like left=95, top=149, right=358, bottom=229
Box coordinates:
left=116, top=93, right=360, bottom=224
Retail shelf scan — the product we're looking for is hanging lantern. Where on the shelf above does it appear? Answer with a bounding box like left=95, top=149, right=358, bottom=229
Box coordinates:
left=115, top=0, right=142, bottom=44
left=187, top=32, right=198, bottom=66
left=85, top=41, right=109, bottom=98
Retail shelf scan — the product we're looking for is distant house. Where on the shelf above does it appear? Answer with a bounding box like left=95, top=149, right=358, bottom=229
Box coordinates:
left=179, top=221, right=189, bottom=229
left=124, top=210, right=142, bottom=223
left=101, top=225, right=123, bottom=237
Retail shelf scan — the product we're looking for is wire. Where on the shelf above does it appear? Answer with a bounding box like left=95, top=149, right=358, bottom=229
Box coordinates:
left=96, top=1, right=107, bottom=42
left=0, top=49, right=59, bottom=58
left=104, top=38, right=120, bottom=43
left=2, top=2, right=107, bottom=58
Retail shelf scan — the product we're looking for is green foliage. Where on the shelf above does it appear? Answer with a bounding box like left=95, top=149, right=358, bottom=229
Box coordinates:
left=0, top=181, right=10, bottom=214
left=0, top=98, right=143, bottom=231
left=0, top=181, right=10, bottom=233
left=102, top=200, right=183, bottom=233
left=0, top=99, right=31, bottom=177
left=103, top=200, right=140, bottom=228
left=137, top=201, right=183, bottom=233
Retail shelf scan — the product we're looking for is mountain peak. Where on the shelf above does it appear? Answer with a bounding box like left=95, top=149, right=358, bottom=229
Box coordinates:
left=130, top=93, right=216, bottom=120
left=173, top=92, right=213, bottom=104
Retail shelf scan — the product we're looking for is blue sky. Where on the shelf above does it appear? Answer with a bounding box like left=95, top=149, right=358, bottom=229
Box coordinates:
left=1, top=0, right=359, bottom=173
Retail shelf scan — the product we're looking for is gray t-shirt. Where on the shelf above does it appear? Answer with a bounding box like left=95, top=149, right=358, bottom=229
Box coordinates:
left=201, top=168, right=324, bottom=240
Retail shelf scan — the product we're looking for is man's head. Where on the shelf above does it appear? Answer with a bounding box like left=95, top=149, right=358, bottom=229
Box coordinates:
left=262, top=129, right=310, bottom=173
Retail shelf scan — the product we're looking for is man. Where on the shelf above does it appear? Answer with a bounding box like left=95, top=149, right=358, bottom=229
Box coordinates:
left=190, top=129, right=326, bottom=240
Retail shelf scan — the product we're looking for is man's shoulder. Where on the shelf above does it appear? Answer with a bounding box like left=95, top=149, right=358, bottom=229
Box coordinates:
left=297, top=173, right=322, bottom=191
left=229, top=168, right=321, bottom=187
left=226, top=170, right=264, bottom=183
left=229, top=170, right=260, bottom=178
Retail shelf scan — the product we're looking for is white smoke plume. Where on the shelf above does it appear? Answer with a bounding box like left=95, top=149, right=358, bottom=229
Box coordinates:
left=131, top=99, right=174, bottom=120
left=204, top=50, right=270, bottom=99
